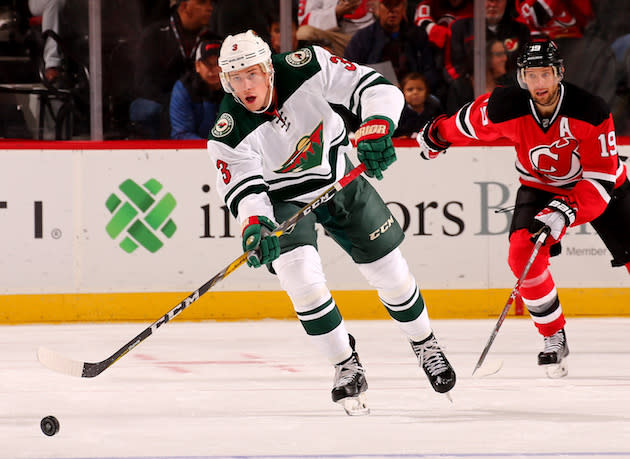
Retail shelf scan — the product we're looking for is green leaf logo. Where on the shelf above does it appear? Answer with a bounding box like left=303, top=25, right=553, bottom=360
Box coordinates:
left=105, top=178, right=177, bottom=253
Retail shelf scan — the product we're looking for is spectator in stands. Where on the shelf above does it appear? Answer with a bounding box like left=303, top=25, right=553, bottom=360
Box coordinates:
left=129, top=0, right=214, bottom=139
left=169, top=38, right=223, bottom=140
left=590, top=0, right=630, bottom=46
left=514, top=0, right=593, bottom=41
left=297, top=0, right=378, bottom=56
left=344, top=0, right=439, bottom=88
left=449, top=0, right=530, bottom=82
left=268, top=12, right=300, bottom=53
left=413, top=0, right=473, bottom=83
left=208, top=0, right=276, bottom=43
left=395, top=72, right=443, bottom=137
left=445, top=38, right=511, bottom=115
left=28, top=0, right=67, bottom=84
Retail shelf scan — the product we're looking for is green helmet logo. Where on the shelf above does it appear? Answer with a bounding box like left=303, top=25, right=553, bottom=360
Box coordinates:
left=105, top=178, right=177, bottom=253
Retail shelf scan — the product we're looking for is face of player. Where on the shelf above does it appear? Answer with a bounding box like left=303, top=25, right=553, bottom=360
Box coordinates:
left=195, top=55, right=221, bottom=90
left=228, top=64, right=272, bottom=112
left=403, top=78, right=427, bottom=110
left=523, top=66, right=562, bottom=109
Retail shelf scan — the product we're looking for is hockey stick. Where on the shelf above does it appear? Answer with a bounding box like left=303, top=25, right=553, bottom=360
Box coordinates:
left=472, top=226, right=550, bottom=377
left=37, top=163, right=367, bottom=378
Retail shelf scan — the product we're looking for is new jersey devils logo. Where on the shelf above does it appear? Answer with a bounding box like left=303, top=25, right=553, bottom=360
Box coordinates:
left=529, top=137, right=581, bottom=181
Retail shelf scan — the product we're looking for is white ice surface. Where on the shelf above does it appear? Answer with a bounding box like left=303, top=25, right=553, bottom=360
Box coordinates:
left=2, top=318, right=630, bottom=459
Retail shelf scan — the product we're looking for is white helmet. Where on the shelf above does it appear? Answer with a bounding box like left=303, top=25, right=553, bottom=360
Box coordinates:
left=218, top=30, right=273, bottom=95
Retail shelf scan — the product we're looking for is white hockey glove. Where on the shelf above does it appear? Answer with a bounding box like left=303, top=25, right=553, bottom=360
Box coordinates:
left=532, top=197, right=577, bottom=240
left=418, top=115, right=450, bottom=160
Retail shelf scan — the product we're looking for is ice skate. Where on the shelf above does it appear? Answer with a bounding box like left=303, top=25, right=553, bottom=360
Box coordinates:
left=331, top=334, right=369, bottom=416
left=538, top=328, right=569, bottom=378
left=411, top=333, right=456, bottom=396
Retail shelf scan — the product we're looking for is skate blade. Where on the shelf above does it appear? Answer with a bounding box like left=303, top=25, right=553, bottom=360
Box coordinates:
left=472, top=359, right=503, bottom=378
left=544, top=359, right=568, bottom=379
left=337, top=393, right=370, bottom=416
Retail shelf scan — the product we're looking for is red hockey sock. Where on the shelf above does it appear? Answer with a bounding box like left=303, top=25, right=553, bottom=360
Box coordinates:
left=533, top=313, right=566, bottom=337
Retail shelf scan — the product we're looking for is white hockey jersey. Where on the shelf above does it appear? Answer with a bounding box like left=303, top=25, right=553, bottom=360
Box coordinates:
left=207, top=46, right=404, bottom=226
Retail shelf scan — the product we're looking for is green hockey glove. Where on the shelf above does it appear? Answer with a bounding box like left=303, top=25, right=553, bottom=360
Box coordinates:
left=241, top=215, right=281, bottom=268
left=356, top=116, right=396, bottom=180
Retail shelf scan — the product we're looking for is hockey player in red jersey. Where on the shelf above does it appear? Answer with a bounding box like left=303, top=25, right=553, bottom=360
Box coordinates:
left=416, top=39, right=630, bottom=378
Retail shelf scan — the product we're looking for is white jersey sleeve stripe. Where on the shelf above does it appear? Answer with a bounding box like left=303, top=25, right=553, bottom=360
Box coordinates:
left=584, top=178, right=612, bottom=205
left=455, top=102, right=478, bottom=140
left=582, top=170, right=616, bottom=183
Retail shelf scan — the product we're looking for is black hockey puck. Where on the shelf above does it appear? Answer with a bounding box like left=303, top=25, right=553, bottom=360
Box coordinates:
left=40, top=415, right=60, bottom=436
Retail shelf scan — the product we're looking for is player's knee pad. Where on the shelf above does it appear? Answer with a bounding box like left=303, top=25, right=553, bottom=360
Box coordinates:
left=508, top=229, right=551, bottom=279
left=356, top=248, right=415, bottom=304
left=272, top=245, right=330, bottom=313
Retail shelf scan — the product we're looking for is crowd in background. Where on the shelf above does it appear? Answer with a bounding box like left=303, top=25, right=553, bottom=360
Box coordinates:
left=0, top=0, right=629, bottom=140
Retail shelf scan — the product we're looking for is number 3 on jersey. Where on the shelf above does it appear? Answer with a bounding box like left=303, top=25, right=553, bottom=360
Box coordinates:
left=216, top=160, right=231, bottom=184
left=598, top=131, right=617, bottom=157
left=329, top=56, right=356, bottom=71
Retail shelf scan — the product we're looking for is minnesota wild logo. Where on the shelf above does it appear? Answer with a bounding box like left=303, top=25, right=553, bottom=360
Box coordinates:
left=275, top=122, right=324, bottom=173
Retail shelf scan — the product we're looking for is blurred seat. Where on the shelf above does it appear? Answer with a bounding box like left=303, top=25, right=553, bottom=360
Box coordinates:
left=0, top=28, right=88, bottom=139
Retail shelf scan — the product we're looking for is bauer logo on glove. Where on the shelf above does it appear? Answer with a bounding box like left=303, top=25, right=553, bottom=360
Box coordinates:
left=532, top=196, right=577, bottom=240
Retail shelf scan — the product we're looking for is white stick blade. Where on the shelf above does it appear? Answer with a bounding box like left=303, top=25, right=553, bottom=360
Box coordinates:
left=472, top=359, right=504, bottom=378
left=37, top=347, right=85, bottom=377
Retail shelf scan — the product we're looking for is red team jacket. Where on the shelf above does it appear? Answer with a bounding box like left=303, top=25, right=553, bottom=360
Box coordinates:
left=514, top=0, right=594, bottom=39
left=436, top=82, right=627, bottom=226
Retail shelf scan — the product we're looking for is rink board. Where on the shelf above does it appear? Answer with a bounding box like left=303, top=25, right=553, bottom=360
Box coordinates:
left=0, top=140, right=628, bottom=323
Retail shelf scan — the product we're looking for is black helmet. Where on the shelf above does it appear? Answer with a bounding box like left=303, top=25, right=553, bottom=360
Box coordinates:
left=516, top=39, right=564, bottom=89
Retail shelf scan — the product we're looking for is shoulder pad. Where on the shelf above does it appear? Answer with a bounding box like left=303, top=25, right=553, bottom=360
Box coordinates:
left=272, top=46, right=321, bottom=106
left=560, top=82, right=610, bottom=126
left=273, top=46, right=320, bottom=73
left=209, top=97, right=263, bottom=147
left=487, top=86, right=530, bottom=123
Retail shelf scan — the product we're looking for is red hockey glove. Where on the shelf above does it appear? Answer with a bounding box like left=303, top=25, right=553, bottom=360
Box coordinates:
left=356, top=115, right=396, bottom=180
left=414, top=4, right=436, bottom=34
left=532, top=197, right=577, bottom=241
left=242, top=216, right=281, bottom=268
left=418, top=115, right=450, bottom=160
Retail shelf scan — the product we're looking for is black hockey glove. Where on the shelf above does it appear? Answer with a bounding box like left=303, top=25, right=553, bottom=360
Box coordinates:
left=531, top=196, right=577, bottom=241
left=356, top=115, right=396, bottom=180
left=418, top=115, right=450, bottom=160
left=242, top=215, right=281, bottom=268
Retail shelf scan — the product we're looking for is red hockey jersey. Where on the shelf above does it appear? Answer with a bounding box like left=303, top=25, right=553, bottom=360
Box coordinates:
left=435, top=82, right=627, bottom=225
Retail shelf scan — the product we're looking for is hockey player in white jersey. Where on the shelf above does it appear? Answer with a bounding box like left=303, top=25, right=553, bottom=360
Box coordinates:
left=207, top=30, right=455, bottom=415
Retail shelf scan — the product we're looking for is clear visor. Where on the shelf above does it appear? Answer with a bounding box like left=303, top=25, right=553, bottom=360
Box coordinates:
left=219, top=61, right=272, bottom=94
left=225, top=68, right=267, bottom=90
left=517, top=65, right=563, bottom=89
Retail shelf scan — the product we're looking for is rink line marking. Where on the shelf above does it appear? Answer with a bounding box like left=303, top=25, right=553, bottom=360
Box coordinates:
left=132, top=353, right=300, bottom=374
left=32, top=452, right=630, bottom=459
